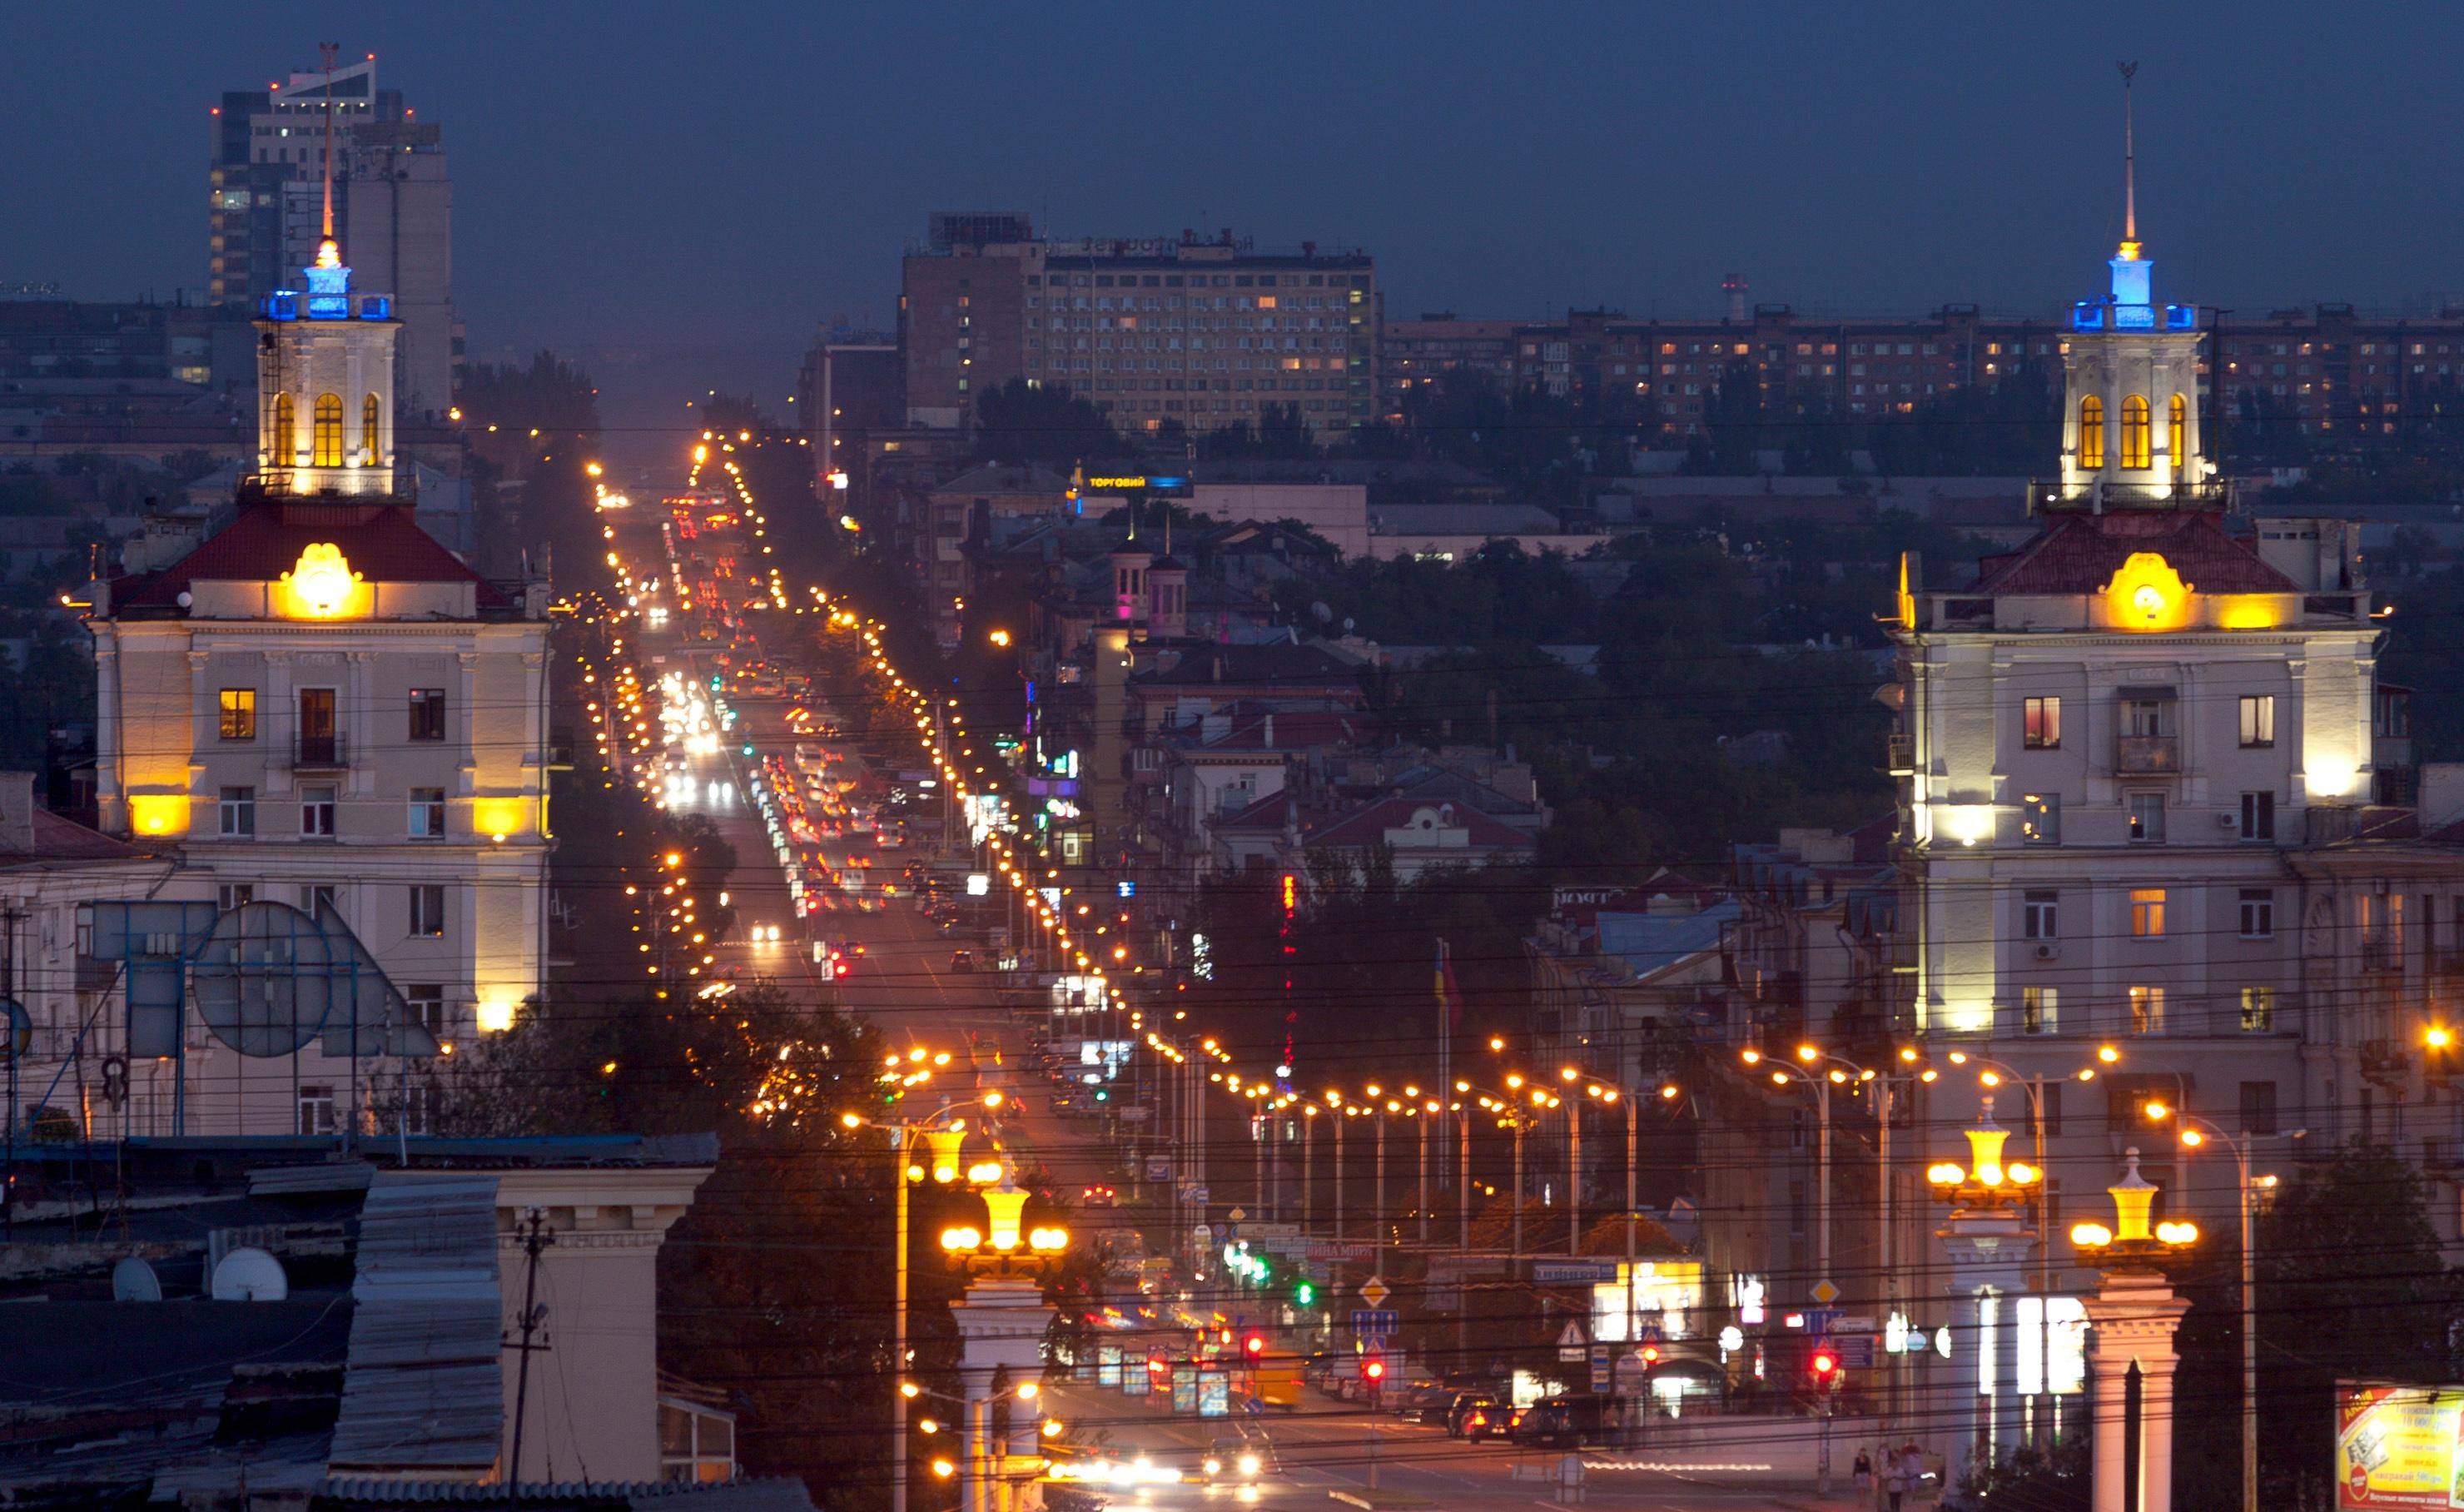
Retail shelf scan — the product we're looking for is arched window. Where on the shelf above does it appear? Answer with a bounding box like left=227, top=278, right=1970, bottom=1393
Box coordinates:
left=361, top=393, right=381, bottom=460
left=2078, top=395, right=2106, bottom=470
left=271, top=393, right=296, bottom=466
left=2120, top=395, right=2152, bottom=470
left=311, top=393, right=344, bottom=468
left=2168, top=393, right=2188, bottom=477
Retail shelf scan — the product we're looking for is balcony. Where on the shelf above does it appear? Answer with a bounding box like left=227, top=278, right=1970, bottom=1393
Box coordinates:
left=2361, top=938, right=2402, bottom=974
left=1885, top=734, right=1915, bottom=776
left=2361, top=1037, right=2410, bottom=1082
left=2116, top=734, right=2179, bottom=774
left=290, top=732, right=350, bottom=772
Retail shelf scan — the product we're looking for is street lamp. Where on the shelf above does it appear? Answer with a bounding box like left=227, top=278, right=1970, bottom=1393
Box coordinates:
left=2139, top=1102, right=2300, bottom=1512
left=845, top=1082, right=1006, bottom=1512
left=2069, top=1148, right=2200, bottom=1512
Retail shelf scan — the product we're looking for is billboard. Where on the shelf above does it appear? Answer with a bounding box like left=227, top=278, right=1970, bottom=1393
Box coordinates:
left=2336, top=1382, right=2464, bottom=1510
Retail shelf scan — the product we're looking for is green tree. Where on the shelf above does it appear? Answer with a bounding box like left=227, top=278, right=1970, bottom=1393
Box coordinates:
left=970, top=378, right=1123, bottom=467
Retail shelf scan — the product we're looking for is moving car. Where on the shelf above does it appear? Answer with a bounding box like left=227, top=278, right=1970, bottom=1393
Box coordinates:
left=949, top=949, right=975, bottom=972
left=1447, top=1393, right=1503, bottom=1440
left=1507, top=1393, right=1616, bottom=1449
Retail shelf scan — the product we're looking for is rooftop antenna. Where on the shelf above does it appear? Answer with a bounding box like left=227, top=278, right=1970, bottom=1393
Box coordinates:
left=2117, top=61, right=2140, bottom=257
left=318, top=42, right=340, bottom=244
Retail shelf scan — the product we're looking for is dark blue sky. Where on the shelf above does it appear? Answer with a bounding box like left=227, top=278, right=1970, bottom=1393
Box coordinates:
left=9, top=1, right=2462, bottom=450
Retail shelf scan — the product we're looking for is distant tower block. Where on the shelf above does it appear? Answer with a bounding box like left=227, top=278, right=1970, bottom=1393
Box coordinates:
left=1722, top=274, right=1750, bottom=324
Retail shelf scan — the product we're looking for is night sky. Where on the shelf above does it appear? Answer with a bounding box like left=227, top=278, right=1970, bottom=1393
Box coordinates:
left=8, top=1, right=2462, bottom=452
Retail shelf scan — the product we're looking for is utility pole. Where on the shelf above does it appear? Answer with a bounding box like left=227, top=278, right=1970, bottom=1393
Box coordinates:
left=504, top=1208, right=556, bottom=1493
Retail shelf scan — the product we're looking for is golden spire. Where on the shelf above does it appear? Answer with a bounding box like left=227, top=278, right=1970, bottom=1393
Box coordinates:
left=2116, top=61, right=2141, bottom=261
left=316, top=41, right=340, bottom=261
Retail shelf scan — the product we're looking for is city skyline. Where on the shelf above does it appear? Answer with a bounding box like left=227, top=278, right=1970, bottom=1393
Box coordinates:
left=7, top=0, right=2463, bottom=441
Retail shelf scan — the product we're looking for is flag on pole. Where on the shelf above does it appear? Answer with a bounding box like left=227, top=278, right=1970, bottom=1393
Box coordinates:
left=1436, top=939, right=1464, bottom=1032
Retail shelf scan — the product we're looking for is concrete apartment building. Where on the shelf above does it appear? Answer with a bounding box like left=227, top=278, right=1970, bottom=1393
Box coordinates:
left=1384, top=300, right=2464, bottom=441
left=902, top=214, right=1377, bottom=444
left=211, top=54, right=458, bottom=421
left=77, top=225, right=549, bottom=1136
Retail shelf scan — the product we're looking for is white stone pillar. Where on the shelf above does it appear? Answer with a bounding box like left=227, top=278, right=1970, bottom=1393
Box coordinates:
left=1937, top=1207, right=2036, bottom=1500
left=950, top=1277, right=1056, bottom=1512
left=2084, top=1271, right=2191, bottom=1512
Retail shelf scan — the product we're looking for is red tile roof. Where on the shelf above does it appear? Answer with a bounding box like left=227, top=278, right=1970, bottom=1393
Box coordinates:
left=1308, top=797, right=1536, bottom=853
left=0, top=808, right=153, bottom=864
left=113, top=499, right=508, bottom=610
left=1969, top=510, right=2298, bottom=597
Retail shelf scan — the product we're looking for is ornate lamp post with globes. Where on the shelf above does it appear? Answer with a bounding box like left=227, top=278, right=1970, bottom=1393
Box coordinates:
left=2069, top=1150, right=2199, bottom=1512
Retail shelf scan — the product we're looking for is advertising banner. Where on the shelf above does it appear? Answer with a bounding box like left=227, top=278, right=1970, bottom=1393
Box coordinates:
left=2336, top=1382, right=2464, bottom=1510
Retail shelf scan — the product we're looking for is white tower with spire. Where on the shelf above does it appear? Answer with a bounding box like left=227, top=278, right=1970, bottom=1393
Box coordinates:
left=2057, top=63, right=2209, bottom=505
left=254, top=58, right=400, bottom=498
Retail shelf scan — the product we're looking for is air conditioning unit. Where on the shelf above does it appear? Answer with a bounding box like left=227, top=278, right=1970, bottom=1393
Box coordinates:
left=2218, top=811, right=2241, bottom=828
left=2033, top=942, right=2060, bottom=961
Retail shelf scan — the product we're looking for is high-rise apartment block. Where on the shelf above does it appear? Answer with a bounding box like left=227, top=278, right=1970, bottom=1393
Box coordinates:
left=210, top=55, right=458, bottom=422
left=902, top=216, right=1375, bottom=444
left=1385, top=301, right=2464, bottom=440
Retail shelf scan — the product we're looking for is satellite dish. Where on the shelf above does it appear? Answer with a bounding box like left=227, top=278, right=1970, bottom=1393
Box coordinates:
left=112, top=1256, right=163, bottom=1302
left=1310, top=600, right=1333, bottom=624
left=192, top=901, right=338, bottom=1057
left=211, top=1246, right=288, bottom=1302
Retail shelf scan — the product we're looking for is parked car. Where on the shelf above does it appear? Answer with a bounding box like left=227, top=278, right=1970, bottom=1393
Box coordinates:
left=1393, top=1382, right=1452, bottom=1421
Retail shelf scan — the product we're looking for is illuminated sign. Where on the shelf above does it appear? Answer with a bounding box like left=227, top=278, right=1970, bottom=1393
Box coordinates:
left=1085, top=476, right=1149, bottom=490
left=2336, top=1383, right=2464, bottom=1510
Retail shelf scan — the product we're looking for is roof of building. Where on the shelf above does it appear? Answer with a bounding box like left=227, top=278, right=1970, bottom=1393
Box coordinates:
left=1308, top=797, right=1537, bottom=853
left=1596, top=900, right=1742, bottom=980
left=1135, top=640, right=1364, bottom=691
left=0, top=806, right=155, bottom=864
left=928, top=462, right=1071, bottom=499
left=1967, top=508, right=2299, bottom=596
left=325, top=1173, right=503, bottom=1475
left=112, top=494, right=510, bottom=611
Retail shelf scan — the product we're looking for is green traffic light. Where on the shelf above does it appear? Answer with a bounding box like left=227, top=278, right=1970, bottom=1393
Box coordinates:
left=1294, top=1281, right=1315, bottom=1307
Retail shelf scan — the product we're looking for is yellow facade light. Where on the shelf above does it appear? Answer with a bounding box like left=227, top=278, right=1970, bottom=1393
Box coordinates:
left=125, top=793, right=190, bottom=837
left=474, top=999, right=518, bottom=1034
left=276, top=542, right=370, bottom=619
left=2101, top=552, right=2193, bottom=632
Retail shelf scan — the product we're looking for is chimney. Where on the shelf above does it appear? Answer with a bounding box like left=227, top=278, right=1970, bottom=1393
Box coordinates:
left=0, top=771, right=38, bottom=853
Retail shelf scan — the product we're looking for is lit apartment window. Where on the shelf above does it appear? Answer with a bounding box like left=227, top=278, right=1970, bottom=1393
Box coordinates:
left=2239, top=987, right=2277, bottom=1034
left=220, top=689, right=257, bottom=740
left=2127, top=984, right=2166, bottom=1034
left=2022, top=987, right=2059, bottom=1036
left=2239, top=889, right=2276, bottom=938
left=409, top=884, right=446, bottom=938
left=2239, top=694, right=2276, bottom=748
left=2023, top=696, right=2061, bottom=749
left=2019, top=793, right=2060, bottom=844
left=2130, top=888, right=2168, bottom=938
left=219, top=786, right=256, bottom=838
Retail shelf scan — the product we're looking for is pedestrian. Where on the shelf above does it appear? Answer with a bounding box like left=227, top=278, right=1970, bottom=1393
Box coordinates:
left=1900, top=1443, right=1925, bottom=1500
left=1885, top=1463, right=1907, bottom=1512
left=1854, top=1447, right=1874, bottom=1495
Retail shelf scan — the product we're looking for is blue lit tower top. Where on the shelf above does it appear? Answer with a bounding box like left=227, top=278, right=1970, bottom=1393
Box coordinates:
left=2055, top=64, right=2210, bottom=506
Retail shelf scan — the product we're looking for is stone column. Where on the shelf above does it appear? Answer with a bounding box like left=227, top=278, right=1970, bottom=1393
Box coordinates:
left=2083, top=1271, right=2191, bottom=1512
left=950, top=1277, right=1056, bottom=1512
left=1936, top=1207, right=2036, bottom=1500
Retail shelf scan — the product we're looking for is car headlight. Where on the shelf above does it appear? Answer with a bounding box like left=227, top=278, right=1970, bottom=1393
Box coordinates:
left=1238, top=1454, right=1261, bottom=1476
left=1203, top=1459, right=1221, bottom=1476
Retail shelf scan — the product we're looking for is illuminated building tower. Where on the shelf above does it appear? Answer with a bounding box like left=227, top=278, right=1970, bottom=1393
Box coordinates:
left=80, top=219, right=549, bottom=1137
left=1881, top=76, right=2378, bottom=1459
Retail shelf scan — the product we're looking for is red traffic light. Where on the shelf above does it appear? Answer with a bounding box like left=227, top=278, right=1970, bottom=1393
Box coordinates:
left=1641, top=1344, right=1661, bottom=1365
left=1244, top=1335, right=1265, bottom=1357
left=1363, top=1358, right=1386, bottom=1381
left=1812, top=1350, right=1839, bottom=1377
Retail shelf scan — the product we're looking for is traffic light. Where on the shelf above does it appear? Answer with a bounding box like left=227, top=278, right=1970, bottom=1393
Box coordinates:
left=1362, top=1356, right=1386, bottom=1384
left=1811, top=1346, right=1841, bottom=1386
left=1640, top=1343, right=1662, bottom=1366
left=1244, top=1335, right=1265, bottom=1359
left=1293, top=1279, right=1316, bottom=1309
